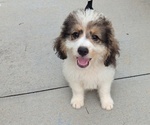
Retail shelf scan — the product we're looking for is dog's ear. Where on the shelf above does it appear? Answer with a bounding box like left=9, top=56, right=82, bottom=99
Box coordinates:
left=53, top=13, right=78, bottom=60
left=53, top=36, right=67, bottom=60
left=104, top=37, right=119, bottom=67
left=102, top=21, right=120, bottom=67
left=54, top=13, right=79, bottom=60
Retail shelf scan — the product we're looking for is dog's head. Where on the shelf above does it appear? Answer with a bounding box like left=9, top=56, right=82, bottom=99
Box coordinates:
left=54, top=9, right=119, bottom=68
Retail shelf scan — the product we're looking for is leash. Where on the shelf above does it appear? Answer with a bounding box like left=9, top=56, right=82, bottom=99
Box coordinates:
left=85, top=0, right=93, bottom=10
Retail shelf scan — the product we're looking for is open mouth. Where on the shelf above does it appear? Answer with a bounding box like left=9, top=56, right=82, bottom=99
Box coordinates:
left=77, top=57, right=91, bottom=68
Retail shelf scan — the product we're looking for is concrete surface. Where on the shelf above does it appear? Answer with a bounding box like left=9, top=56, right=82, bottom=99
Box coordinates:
left=0, top=76, right=150, bottom=125
left=0, top=0, right=150, bottom=125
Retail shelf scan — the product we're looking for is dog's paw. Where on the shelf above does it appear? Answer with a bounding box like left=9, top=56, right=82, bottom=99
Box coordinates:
left=101, top=98, right=114, bottom=110
left=71, top=97, right=84, bottom=109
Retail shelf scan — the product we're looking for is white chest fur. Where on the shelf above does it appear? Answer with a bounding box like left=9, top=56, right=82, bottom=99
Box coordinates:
left=63, top=59, right=115, bottom=90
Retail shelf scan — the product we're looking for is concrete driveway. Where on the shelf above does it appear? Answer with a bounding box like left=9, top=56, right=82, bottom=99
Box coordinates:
left=0, top=0, right=150, bottom=124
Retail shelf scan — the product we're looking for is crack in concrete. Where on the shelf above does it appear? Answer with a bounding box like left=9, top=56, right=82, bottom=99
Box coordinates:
left=0, top=73, right=150, bottom=98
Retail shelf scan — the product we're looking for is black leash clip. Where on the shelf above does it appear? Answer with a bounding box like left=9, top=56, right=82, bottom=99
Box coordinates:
left=85, top=0, right=93, bottom=10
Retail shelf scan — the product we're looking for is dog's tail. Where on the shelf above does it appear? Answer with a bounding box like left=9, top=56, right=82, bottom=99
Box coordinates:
left=85, top=0, right=93, bottom=10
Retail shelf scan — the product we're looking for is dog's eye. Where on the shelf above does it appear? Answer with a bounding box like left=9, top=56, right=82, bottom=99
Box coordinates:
left=92, top=35, right=99, bottom=42
left=72, top=32, right=79, bottom=39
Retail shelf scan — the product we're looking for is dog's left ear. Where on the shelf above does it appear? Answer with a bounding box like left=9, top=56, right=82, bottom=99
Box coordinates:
left=53, top=36, right=67, bottom=60
left=104, top=36, right=119, bottom=67
left=100, top=19, right=119, bottom=67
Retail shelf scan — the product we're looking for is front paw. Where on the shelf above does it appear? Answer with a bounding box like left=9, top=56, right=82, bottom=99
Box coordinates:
left=71, top=97, right=84, bottom=109
left=101, top=98, right=114, bottom=110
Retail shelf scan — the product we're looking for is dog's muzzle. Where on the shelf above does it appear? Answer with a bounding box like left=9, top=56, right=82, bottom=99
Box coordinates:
left=77, top=46, right=91, bottom=68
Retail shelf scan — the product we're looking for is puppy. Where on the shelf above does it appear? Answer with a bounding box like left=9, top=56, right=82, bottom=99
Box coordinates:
left=54, top=9, right=119, bottom=110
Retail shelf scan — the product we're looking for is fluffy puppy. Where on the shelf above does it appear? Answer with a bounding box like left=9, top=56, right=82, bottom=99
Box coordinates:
left=54, top=9, right=119, bottom=110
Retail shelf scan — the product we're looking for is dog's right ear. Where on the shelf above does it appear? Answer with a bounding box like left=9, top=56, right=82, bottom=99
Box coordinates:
left=54, top=12, right=77, bottom=59
left=53, top=36, right=67, bottom=60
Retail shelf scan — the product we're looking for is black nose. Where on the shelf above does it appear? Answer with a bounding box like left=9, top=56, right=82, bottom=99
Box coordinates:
left=78, top=46, right=89, bottom=56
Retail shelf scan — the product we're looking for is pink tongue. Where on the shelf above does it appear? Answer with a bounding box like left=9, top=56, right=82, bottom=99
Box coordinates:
left=77, top=57, right=89, bottom=67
